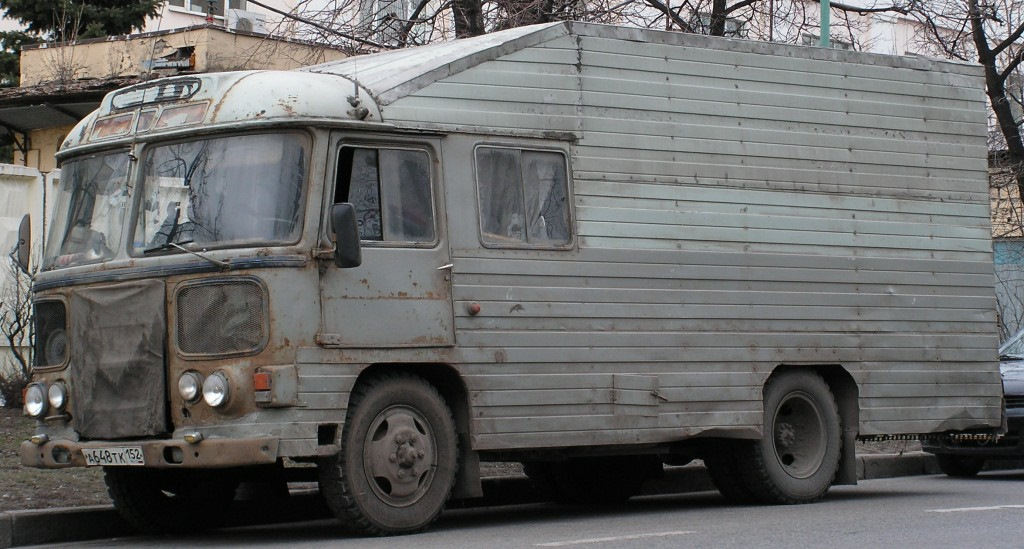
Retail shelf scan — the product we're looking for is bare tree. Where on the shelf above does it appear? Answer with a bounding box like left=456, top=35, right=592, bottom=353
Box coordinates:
left=909, top=1, right=1024, bottom=197
left=271, top=0, right=909, bottom=51
left=0, top=253, right=34, bottom=408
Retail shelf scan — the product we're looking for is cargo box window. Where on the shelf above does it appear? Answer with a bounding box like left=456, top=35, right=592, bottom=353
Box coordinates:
left=476, top=147, right=570, bottom=246
left=335, top=146, right=435, bottom=243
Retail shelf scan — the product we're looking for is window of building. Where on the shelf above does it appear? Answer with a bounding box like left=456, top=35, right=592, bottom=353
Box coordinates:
left=167, top=0, right=246, bottom=17
left=693, top=13, right=746, bottom=38
left=476, top=147, right=571, bottom=247
left=801, top=34, right=854, bottom=50
left=335, top=146, right=435, bottom=243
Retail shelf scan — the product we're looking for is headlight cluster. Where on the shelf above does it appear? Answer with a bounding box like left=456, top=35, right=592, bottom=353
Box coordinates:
left=24, top=381, right=68, bottom=418
left=177, top=370, right=230, bottom=408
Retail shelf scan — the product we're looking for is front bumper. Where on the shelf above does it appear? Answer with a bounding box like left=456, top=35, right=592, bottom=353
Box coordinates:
left=922, top=417, right=1024, bottom=459
left=21, top=436, right=280, bottom=469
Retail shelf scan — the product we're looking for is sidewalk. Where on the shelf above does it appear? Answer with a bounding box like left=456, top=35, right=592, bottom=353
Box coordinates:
left=0, top=451, right=948, bottom=548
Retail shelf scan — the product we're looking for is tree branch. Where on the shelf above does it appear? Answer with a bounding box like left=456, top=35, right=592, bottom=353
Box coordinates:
left=992, top=21, right=1024, bottom=58
left=246, top=0, right=386, bottom=49
left=644, top=0, right=694, bottom=32
left=724, top=0, right=760, bottom=16
left=811, top=0, right=908, bottom=15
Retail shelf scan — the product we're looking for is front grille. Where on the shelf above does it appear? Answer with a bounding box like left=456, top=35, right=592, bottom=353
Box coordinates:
left=1006, top=396, right=1024, bottom=410
left=33, top=301, right=67, bottom=367
left=176, top=279, right=266, bottom=355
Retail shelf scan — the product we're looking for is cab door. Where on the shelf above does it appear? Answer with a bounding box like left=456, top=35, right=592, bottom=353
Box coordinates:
left=318, top=136, right=454, bottom=348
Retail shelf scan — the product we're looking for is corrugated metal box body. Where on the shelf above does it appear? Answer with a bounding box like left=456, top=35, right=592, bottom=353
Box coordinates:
left=313, top=23, right=998, bottom=450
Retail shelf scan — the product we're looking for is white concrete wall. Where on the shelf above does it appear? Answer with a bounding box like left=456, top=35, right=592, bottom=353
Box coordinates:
left=0, top=164, right=53, bottom=383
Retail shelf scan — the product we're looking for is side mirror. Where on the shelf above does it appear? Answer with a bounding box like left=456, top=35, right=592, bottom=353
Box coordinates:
left=11, top=214, right=30, bottom=274
left=330, top=203, right=362, bottom=268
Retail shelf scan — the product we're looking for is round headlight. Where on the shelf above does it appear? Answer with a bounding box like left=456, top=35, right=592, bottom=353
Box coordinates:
left=24, top=383, right=47, bottom=418
left=178, top=371, right=203, bottom=403
left=47, top=382, right=67, bottom=410
left=202, top=371, right=230, bottom=408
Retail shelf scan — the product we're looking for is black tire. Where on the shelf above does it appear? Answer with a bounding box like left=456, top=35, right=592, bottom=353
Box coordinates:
left=318, top=372, right=458, bottom=536
left=736, top=370, right=842, bottom=504
left=935, top=454, right=985, bottom=478
left=702, top=440, right=758, bottom=505
left=103, top=467, right=238, bottom=534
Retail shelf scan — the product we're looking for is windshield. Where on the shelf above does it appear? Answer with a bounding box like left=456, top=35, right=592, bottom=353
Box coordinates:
left=133, top=133, right=307, bottom=254
left=44, top=151, right=131, bottom=270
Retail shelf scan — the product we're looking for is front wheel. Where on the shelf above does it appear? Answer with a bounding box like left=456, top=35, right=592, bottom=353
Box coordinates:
left=103, top=467, right=238, bottom=534
left=935, top=454, right=985, bottom=477
left=736, top=370, right=842, bottom=504
left=319, top=372, right=458, bottom=536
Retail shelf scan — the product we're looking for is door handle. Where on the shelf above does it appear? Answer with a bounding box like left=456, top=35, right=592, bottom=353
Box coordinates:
left=437, top=263, right=454, bottom=271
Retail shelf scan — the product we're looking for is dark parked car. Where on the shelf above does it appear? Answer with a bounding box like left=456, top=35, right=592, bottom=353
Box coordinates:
left=923, top=329, right=1024, bottom=477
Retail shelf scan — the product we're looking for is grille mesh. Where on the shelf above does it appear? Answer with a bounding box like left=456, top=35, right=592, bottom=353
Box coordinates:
left=176, top=280, right=265, bottom=355
left=33, top=301, right=67, bottom=367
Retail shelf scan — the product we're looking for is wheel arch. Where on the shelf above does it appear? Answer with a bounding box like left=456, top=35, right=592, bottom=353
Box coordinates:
left=353, top=362, right=481, bottom=499
left=771, top=364, right=859, bottom=485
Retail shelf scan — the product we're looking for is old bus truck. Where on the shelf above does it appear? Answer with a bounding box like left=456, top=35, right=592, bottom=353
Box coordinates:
left=19, top=22, right=1003, bottom=535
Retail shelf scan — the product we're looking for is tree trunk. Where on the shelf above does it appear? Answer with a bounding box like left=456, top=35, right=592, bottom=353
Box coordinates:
left=453, top=0, right=484, bottom=38
left=969, top=0, right=1024, bottom=199
left=710, top=0, right=728, bottom=36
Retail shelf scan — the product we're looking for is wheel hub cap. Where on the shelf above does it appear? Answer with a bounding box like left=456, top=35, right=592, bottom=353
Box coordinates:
left=772, top=392, right=827, bottom=479
left=364, top=406, right=436, bottom=506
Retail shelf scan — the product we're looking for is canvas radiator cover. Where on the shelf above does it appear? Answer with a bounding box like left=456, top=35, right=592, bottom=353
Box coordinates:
left=70, top=279, right=167, bottom=439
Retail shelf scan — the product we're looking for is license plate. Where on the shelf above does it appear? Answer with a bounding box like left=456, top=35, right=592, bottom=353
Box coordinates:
left=83, top=446, right=145, bottom=467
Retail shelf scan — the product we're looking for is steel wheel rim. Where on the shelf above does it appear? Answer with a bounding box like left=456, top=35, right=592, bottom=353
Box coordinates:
left=771, top=391, right=827, bottom=479
left=362, top=404, right=437, bottom=507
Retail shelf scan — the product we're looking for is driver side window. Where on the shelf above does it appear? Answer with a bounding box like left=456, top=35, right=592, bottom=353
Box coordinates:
left=335, top=146, right=435, bottom=243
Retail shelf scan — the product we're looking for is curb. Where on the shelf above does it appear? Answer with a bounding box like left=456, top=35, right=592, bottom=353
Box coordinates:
left=0, top=451, right=972, bottom=548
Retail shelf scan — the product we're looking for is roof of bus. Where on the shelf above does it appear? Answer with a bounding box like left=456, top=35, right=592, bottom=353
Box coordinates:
left=59, top=23, right=569, bottom=154
left=300, top=22, right=568, bottom=106
left=61, top=20, right=978, bottom=154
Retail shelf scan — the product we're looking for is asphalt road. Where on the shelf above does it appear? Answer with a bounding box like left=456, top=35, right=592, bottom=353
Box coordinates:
left=36, top=470, right=1024, bottom=549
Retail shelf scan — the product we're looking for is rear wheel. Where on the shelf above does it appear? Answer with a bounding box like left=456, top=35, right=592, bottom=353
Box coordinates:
left=736, top=370, right=842, bottom=504
left=935, top=454, right=985, bottom=477
left=318, top=372, right=458, bottom=536
left=103, top=467, right=238, bottom=534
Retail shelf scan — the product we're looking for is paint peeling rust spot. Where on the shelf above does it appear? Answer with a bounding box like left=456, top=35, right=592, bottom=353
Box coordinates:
left=494, top=350, right=507, bottom=363
left=397, top=291, right=408, bottom=297
left=509, top=304, right=524, bottom=314
left=278, top=99, right=297, bottom=116
left=409, top=334, right=449, bottom=345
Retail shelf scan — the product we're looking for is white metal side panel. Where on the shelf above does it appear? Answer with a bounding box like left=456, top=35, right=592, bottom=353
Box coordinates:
left=569, top=34, right=996, bottom=436
left=381, top=35, right=581, bottom=133
left=425, top=27, right=998, bottom=451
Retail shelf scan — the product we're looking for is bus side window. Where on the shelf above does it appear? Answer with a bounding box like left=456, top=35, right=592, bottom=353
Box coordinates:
left=476, top=146, right=570, bottom=246
left=335, top=146, right=435, bottom=243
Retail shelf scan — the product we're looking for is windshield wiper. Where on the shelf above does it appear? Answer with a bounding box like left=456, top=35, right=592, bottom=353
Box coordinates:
left=144, top=237, right=190, bottom=254
left=144, top=239, right=229, bottom=270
